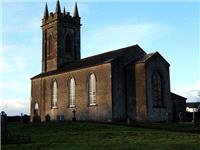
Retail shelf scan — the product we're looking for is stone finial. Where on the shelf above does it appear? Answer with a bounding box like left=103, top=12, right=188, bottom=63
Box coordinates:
left=73, top=2, right=79, bottom=17
left=55, top=0, right=61, bottom=14
left=63, top=7, right=66, bottom=15
left=43, top=3, right=49, bottom=19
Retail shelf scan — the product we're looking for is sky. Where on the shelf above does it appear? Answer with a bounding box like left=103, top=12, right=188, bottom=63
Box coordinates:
left=0, top=0, right=199, bottom=116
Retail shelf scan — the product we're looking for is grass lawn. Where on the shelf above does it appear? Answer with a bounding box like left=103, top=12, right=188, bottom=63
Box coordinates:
left=2, top=122, right=200, bottom=150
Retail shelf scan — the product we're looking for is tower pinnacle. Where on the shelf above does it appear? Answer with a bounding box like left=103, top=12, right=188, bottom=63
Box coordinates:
left=73, top=2, right=79, bottom=17
left=63, top=7, right=66, bottom=15
left=43, top=3, right=49, bottom=19
left=55, top=0, right=61, bottom=14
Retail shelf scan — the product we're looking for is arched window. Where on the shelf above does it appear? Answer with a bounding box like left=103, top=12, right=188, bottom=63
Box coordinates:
left=52, top=80, right=57, bottom=108
left=152, top=71, right=163, bottom=107
left=89, top=73, right=96, bottom=105
left=35, top=102, right=39, bottom=110
left=65, top=34, right=72, bottom=54
left=48, top=35, right=53, bottom=55
left=68, top=77, right=75, bottom=107
left=34, top=102, right=39, bottom=115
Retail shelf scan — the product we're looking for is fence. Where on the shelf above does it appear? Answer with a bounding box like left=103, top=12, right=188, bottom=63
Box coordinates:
left=2, top=134, right=31, bottom=145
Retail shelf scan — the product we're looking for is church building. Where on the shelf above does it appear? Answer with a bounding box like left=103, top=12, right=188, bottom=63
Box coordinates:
left=30, top=1, right=186, bottom=123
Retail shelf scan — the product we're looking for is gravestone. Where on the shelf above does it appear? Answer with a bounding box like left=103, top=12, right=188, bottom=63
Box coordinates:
left=166, top=112, right=172, bottom=123
left=23, top=114, right=30, bottom=124
left=56, top=115, right=64, bottom=123
left=1, top=111, right=7, bottom=139
left=72, top=109, right=76, bottom=121
left=45, top=114, right=51, bottom=123
left=33, top=113, right=41, bottom=124
left=126, top=117, right=130, bottom=124
left=179, top=112, right=183, bottom=122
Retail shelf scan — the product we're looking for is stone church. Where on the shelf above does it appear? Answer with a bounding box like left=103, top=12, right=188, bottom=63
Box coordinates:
left=30, top=1, right=186, bottom=123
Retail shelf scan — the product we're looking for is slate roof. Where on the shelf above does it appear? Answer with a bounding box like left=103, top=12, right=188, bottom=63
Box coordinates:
left=136, top=52, right=170, bottom=66
left=136, top=52, right=156, bottom=63
left=31, top=44, right=145, bottom=79
left=171, top=92, right=187, bottom=101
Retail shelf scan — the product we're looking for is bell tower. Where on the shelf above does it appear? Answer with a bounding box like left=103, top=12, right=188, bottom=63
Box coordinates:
left=41, top=1, right=81, bottom=72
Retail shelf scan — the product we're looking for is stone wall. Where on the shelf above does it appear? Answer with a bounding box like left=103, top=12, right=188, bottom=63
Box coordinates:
left=31, top=63, right=112, bottom=122
left=111, top=46, right=146, bottom=122
left=42, top=9, right=81, bottom=73
left=125, top=65, right=136, bottom=121
left=134, top=53, right=172, bottom=122
left=135, top=63, right=148, bottom=122
left=171, top=93, right=186, bottom=121
left=111, top=58, right=126, bottom=121
left=145, top=53, right=172, bottom=122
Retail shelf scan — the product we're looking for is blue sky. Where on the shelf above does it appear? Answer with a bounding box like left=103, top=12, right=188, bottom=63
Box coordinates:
left=0, top=0, right=199, bottom=116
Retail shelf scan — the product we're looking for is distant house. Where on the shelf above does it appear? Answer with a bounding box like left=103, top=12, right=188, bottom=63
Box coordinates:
left=186, top=102, right=200, bottom=112
left=171, top=93, right=186, bottom=121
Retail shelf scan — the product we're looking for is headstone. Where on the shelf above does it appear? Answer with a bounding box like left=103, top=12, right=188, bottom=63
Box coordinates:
left=1, top=111, right=7, bottom=139
left=20, top=113, right=23, bottom=124
left=72, top=109, right=76, bottom=121
left=179, top=112, right=183, bottom=122
left=166, top=112, right=172, bottom=123
left=56, top=115, right=64, bottom=123
left=192, top=108, right=200, bottom=125
left=45, top=114, right=51, bottom=123
left=22, top=114, right=30, bottom=124
left=60, top=115, right=64, bottom=121
left=166, top=112, right=169, bottom=123
left=56, top=115, right=60, bottom=123
left=33, top=113, right=41, bottom=124
left=126, top=117, right=130, bottom=124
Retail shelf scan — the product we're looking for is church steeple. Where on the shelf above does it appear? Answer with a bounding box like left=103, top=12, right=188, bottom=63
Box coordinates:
left=73, top=2, right=79, bottom=17
left=43, top=3, right=49, bottom=19
left=41, top=1, right=81, bottom=72
left=55, top=0, right=61, bottom=14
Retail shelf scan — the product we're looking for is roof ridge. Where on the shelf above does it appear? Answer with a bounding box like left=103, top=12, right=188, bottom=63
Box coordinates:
left=31, top=44, right=145, bottom=80
left=81, top=44, right=139, bottom=60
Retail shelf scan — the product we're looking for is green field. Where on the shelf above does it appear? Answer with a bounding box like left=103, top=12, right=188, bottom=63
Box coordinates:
left=2, top=122, right=200, bottom=150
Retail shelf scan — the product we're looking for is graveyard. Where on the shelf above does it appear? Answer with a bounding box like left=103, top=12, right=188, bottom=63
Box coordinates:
left=1, top=121, right=200, bottom=150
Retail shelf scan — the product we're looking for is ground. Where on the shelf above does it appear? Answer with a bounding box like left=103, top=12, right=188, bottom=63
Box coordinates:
left=2, top=122, right=200, bottom=150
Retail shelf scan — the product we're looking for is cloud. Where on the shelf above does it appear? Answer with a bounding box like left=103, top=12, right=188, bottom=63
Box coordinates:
left=0, top=98, right=30, bottom=116
left=82, top=22, right=170, bottom=57
left=184, top=90, right=200, bottom=102
left=173, top=81, right=200, bottom=102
